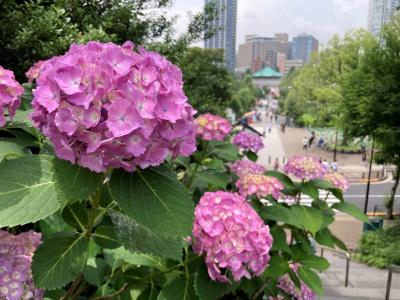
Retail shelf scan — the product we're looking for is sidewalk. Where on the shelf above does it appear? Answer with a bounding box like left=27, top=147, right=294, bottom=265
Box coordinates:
left=319, top=249, right=400, bottom=299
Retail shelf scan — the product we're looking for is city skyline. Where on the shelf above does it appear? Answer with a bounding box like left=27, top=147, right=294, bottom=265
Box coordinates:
left=171, top=0, right=369, bottom=47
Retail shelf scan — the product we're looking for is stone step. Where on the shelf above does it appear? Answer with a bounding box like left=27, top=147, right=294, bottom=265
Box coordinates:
left=320, top=287, right=400, bottom=299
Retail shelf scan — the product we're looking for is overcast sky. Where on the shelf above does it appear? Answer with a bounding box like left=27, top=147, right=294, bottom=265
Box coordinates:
left=169, top=0, right=369, bottom=47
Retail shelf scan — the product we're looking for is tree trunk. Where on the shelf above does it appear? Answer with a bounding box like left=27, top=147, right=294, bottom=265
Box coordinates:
left=388, top=165, right=400, bottom=220
left=341, top=127, right=349, bottom=146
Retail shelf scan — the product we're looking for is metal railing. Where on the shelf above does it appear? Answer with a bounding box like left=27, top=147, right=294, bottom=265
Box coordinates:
left=385, top=265, right=400, bottom=300
left=319, top=247, right=351, bottom=287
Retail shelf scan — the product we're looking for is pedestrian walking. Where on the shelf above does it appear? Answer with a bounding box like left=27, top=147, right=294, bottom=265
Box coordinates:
left=308, top=131, right=316, bottom=149
left=273, top=158, right=280, bottom=171
left=331, top=160, right=338, bottom=172
left=322, top=159, right=330, bottom=171
left=302, top=137, right=308, bottom=151
left=268, top=122, right=272, bottom=133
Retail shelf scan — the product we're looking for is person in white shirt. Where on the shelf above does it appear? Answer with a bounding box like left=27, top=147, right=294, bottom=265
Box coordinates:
left=302, top=137, right=308, bottom=150
left=322, top=159, right=330, bottom=171
left=331, top=160, right=338, bottom=172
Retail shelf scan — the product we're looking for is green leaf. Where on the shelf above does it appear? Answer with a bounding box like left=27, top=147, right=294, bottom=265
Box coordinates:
left=92, top=226, right=121, bottom=249
left=244, top=150, right=258, bottom=162
left=300, top=181, right=319, bottom=200
left=39, top=212, right=75, bottom=240
left=108, top=210, right=183, bottom=261
left=297, top=255, right=330, bottom=271
left=263, top=256, right=290, bottom=278
left=32, top=232, right=89, bottom=290
left=260, top=204, right=302, bottom=229
left=0, top=155, right=61, bottom=227
left=53, top=158, right=102, bottom=203
left=297, top=266, right=323, bottom=295
left=315, top=228, right=335, bottom=248
left=211, top=143, right=239, bottom=161
left=332, top=234, right=348, bottom=252
left=158, top=276, right=197, bottom=300
left=332, top=202, right=369, bottom=222
left=331, top=188, right=344, bottom=202
left=104, top=247, right=168, bottom=271
left=194, top=265, right=228, bottom=300
left=265, top=171, right=295, bottom=189
left=83, top=258, right=110, bottom=287
left=309, top=179, right=335, bottom=189
left=138, top=287, right=159, bottom=300
left=110, top=165, right=194, bottom=238
left=270, top=226, right=291, bottom=254
left=61, top=203, right=88, bottom=230
left=196, top=170, right=229, bottom=188
left=291, top=205, right=324, bottom=235
left=0, top=141, right=24, bottom=161
left=203, top=158, right=225, bottom=171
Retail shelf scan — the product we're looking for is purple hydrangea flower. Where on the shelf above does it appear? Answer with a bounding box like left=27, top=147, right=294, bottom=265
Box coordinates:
left=192, top=191, right=273, bottom=283
left=232, top=131, right=264, bottom=153
left=236, top=174, right=284, bottom=199
left=30, top=41, right=196, bottom=172
left=283, top=155, right=326, bottom=181
left=195, top=113, right=232, bottom=141
left=0, top=66, right=24, bottom=127
left=25, top=60, right=48, bottom=83
left=229, top=160, right=266, bottom=177
left=0, top=230, right=43, bottom=300
left=324, top=172, right=349, bottom=191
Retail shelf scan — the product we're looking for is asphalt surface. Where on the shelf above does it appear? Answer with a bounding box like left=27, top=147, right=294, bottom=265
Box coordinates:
left=344, top=180, right=400, bottom=212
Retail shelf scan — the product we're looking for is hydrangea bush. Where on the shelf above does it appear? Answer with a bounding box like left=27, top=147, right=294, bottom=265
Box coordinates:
left=0, top=41, right=368, bottom=300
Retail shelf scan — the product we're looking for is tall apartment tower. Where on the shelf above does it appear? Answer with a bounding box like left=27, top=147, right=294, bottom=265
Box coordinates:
left=291, top=34, right=319, bottom=63
left=367, top=0, right=400, bottom=37
left=204, top=0, right=237, bottom=72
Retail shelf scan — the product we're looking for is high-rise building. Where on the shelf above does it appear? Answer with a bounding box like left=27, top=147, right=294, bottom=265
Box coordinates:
left=291, top=34, right=319, bottom=63
left=237, top=34, right=290, bottom=72
left=367, top=0, right=400, bottom=37
left=204, top=0, right=237, bottom=72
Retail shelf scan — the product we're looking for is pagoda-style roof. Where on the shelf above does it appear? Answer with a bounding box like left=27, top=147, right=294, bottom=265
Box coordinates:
left=252, top=67, right=282, bottom=78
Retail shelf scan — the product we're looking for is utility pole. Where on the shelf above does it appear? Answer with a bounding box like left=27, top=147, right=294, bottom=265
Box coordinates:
left=364, top=138, right=375, bottom=215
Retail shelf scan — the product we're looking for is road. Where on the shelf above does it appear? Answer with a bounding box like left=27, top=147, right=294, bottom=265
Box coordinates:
left=344, top=180, right=400, bottom=212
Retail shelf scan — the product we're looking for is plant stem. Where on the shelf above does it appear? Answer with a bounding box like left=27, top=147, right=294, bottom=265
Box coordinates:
left=91, top=283, right=129, bottom=300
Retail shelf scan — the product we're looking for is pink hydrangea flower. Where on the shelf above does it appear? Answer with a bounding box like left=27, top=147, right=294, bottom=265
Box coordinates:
left=0, top=66, right=24, bottom=127
left=236, top=174, right=284, bottom=199
left=229, top=160, right=266, bottom=177
left=324, top=172, right=349, bottom=191
left=192, top=191, right=273, bottom=283
left=30, top=41, right=196, bottom=172
left=283, top=155, right=326, bottom=181
left=232, top=131, right=264, bottom=153
left=195, top=113, right=232, bottom=141
left=0, top=230, right=43, bottom=300
left=274, top=264, right=316, bottom=300
left=25, top=60, right=48, bottom=83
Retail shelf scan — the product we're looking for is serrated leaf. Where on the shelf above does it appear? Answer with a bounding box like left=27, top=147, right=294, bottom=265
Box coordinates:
left=32, top=232, right=89, bottom=289
left=53, top=158, right=102, bottom=203
left=104, top=247, right=168, bottom=271
left=92, top=226, right=121, bottom=249
left=62, top=203, right=88, bottom=230
left=332, top=234, right=348, bottom=251
left=263, top=256, right=290, bottom=278
left=158, top=276, right=197, bottom=300
left=211, top=143, right=239, bottom=161
left=0, top=141, right=24, bottom=161
left=260, top=204, right=302, bottom=229
left=315, top=228, right=335, bottom=248
left=291, top=205, right=324, bottom=235
left=196, top=170, right=229, bottom=188
left=83, top=258, right=110, bottom=287
left=297, top=267, right=323, bottom=295
left=39, top=212, right=74, bottom=240
left=110, top=165, right=194, bottom=238
left=300, top=181, right=319, bottom=200
left=270, top=226, right=291, bottom=254
left=331, top=188, right=344, bottom=202
left=0, top=155, right=61, bottom=227
left=297, top=255, right=330, bottom=271
left=331, top=202, right=369, bottom=222
left=194, top=265, right=227, bottom=300
left=109, top=210, right=183, bottom=261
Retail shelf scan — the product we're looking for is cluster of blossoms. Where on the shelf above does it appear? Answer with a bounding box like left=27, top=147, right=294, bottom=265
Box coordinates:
left=229, top=160, right=266, bottom=177
left=270, top=264, right=315, bottom=300
left=0, top=230, right=43, bottom=300
left=192, top=191, right=273, bottom=283
left=25, top=60, right=47, bottom=83
left=283, top=155, right=327, bottom=181
left=0, top=66, right=24, bottom=127
left=232, top=131, right=264, bottom=153
left=195, top=113, right=232, bottom=141
left=30, top=41, right=197, bottom=172
left=324, top=172, right=349, bottom=191
left=236, top=174, right=284, bottom=199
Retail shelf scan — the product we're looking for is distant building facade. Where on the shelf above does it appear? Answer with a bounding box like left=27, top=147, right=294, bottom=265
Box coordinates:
left=283, top=59, right=304, bottom=75
left=236, top=33, right=291, bottom=72
left=367, top=0, right=400, bottom=37
left=204, top=0, right=237, bottom=72
left=252, top=67, right=282, bottom=88
left=291, top=34, right=319, bottom=63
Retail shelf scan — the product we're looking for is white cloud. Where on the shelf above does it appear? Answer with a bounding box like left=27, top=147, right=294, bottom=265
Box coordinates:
left=332, top=0, right=368, bottom=14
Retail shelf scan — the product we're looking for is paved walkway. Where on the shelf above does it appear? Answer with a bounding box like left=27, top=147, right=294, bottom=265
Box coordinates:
left=319, top=249, right=400, bottom=299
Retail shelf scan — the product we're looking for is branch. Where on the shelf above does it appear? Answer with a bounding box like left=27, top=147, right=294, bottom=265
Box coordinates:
left=91, top=283, right=129, bottom=300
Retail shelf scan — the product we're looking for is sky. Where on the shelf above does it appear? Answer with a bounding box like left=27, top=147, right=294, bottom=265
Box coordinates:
left=169, top=0, right=370, bottom=47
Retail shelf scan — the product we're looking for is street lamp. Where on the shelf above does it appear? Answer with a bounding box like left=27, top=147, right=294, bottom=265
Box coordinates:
left=364, top=137, right=375, bottom=215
